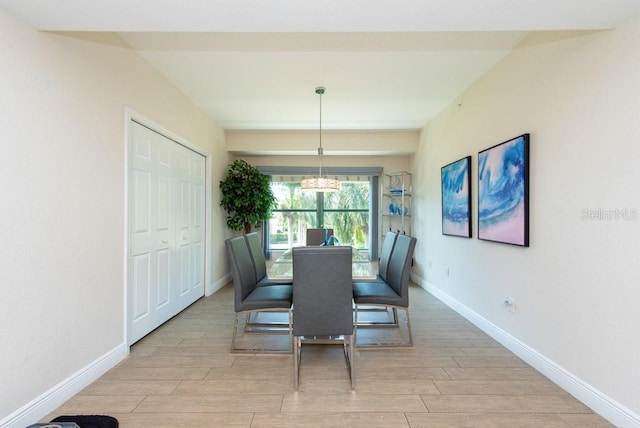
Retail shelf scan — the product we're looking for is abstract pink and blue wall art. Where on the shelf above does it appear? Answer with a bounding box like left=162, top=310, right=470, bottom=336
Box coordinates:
left=478, top=134, right=530, bottom=246
left=441, top=156, right=472, bottom=237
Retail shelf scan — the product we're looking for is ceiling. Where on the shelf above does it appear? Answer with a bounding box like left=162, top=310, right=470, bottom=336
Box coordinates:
left=1, top=0, right=639, bottom=131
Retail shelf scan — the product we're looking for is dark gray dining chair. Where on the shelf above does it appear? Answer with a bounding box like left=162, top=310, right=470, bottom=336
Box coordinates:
left=225, top=236, right=292, bottom=353
left=356, top=230, right=400, bottom=328
left=292, top=246, right=354, bottom=390
left=378, top=231, right=398, bottom=283
left=353, top=234, right=416, bottom=347
left=244, top=232, right=293, bottom=287
left=305, top=228, right=333, bottom=246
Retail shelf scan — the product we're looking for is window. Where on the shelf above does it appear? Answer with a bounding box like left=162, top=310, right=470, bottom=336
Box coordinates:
left=269, top=180, right=370, bottom=250
left=258, top=166, right=382, bottom=260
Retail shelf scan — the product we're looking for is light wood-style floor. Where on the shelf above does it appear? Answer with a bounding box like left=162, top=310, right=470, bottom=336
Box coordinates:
left=44, top=283, right=613, bottom=427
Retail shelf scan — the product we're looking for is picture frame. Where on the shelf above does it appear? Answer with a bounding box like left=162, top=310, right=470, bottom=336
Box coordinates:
left=478, top=134, right=530, bottom=246
left=441, top=156, right=472, bottom=237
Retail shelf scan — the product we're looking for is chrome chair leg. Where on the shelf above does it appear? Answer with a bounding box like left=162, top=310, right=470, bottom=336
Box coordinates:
left=231, top=313, right=240, bottom=352
left=353, top=305, right=359, bottom=347
left=294, top=336, right=301, bottom=390
left=348, top=334, right=355, bottom=389
left=288, top=310, right=293, bottom=354
left=340, top=334, right=355, bottom=390
left=353, top=304, right=412, bottom=348
left=405, top=307, right=413, bottom=347
left=351, top=334, right=355, bottom=389
left=232, top=309, right=293, bottom=354
left=353, top=305, right=400, bottom=327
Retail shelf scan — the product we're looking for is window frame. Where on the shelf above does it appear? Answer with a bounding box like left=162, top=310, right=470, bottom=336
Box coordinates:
left=258, top=166, right=382, bottom=260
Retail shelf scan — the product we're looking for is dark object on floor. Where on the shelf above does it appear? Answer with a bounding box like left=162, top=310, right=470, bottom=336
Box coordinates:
left=51, top=415, right=118, bottom=428
left=27, top=423, right=79, bottom=428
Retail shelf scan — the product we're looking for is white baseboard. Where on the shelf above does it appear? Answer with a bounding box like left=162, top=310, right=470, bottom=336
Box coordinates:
left=1, top=274, right=231, bottom=428
left=10, top=277, right=637, bottom=427
left=413, top=275, right=640, bottom=428
left=1, top=343, right=128, bottom=428
left=4, top=271, right=231, bottom=428
left=206, top=273, right=231, bottom=296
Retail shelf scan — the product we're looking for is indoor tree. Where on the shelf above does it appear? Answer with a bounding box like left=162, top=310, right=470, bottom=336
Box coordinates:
left=219, top=159, right=277, bottom=233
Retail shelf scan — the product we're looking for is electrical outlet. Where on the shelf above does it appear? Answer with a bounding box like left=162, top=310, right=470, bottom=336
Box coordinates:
left=428, top=260, right=432, bottom=268
left=444, top=266, right=449, bottom=277
left=504, top=297, right=515, bottom=313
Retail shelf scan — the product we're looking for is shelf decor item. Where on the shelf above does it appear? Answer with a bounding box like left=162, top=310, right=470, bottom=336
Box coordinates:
left=477, top=134, right=530, bottom=246
left=441, top=156, right=472, bottom=238
left=387, top=174, right=403, bottom=194
left=381, top=171, right=411, bottom=237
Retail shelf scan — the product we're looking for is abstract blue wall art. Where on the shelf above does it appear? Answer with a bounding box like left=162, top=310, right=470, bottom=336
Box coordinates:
left=441, top=156, right=472, bottom=237
left=478, top=134, right=530, bottom=246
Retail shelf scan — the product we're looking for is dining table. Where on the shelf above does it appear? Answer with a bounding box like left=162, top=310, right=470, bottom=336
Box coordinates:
left=267, top=246, right=377, bottom=282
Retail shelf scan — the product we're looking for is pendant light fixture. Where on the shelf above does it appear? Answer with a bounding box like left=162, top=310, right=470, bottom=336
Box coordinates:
left=301, top=87, right=341, bottom=192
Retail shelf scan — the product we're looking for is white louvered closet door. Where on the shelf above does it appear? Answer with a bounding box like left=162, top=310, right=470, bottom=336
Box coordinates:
left=128, top=120, right=205, bottom=344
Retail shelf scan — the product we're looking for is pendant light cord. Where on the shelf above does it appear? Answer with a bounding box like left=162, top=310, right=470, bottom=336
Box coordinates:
left=301, top=86, right=340, bottom=192
left=318, top=87, right=323, bottom=177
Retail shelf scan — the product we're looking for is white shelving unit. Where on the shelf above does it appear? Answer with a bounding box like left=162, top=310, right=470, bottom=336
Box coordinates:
left=381, top=171, right=412, bottom=238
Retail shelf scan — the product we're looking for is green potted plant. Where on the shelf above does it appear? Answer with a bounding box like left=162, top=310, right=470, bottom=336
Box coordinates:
left=219, top=159, right=277, bottom=233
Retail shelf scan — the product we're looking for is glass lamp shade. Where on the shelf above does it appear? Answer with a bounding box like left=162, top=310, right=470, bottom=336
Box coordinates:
left=300, top=176, right=341, bottom=192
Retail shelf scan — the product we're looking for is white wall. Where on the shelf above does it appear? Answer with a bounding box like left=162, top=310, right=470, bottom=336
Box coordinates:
left=412, top=17, right=640, bottom=424
left=0, top=9, right=229, bottom=424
